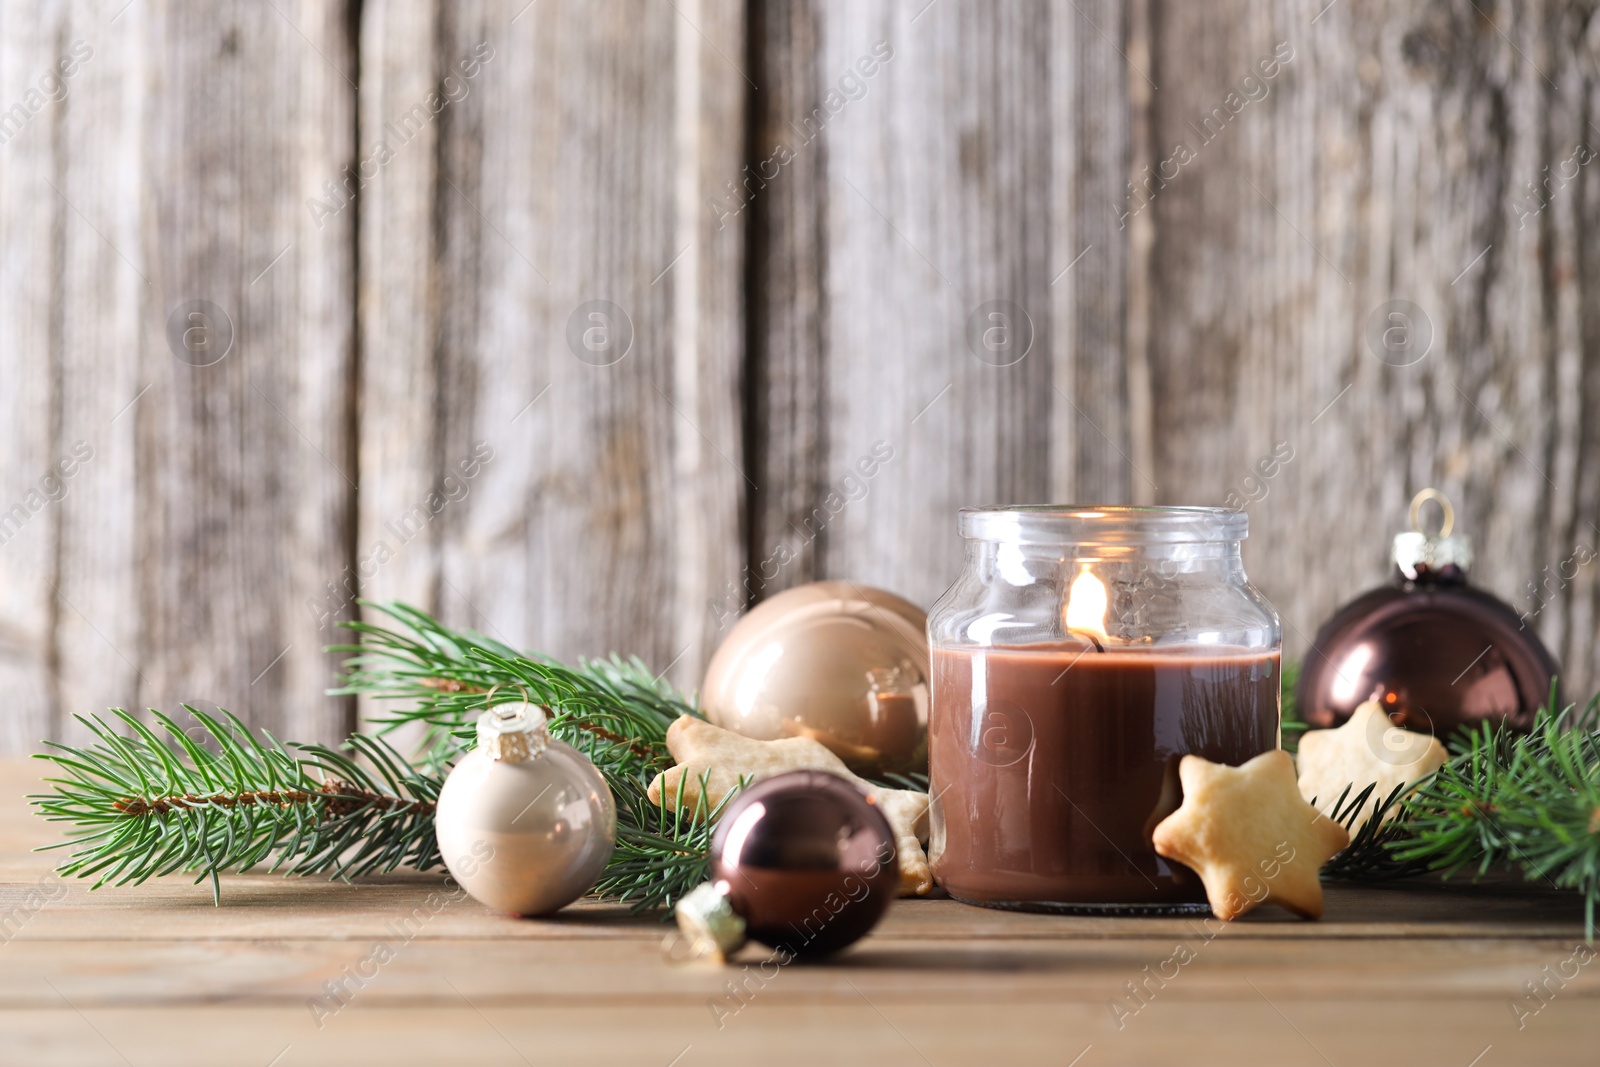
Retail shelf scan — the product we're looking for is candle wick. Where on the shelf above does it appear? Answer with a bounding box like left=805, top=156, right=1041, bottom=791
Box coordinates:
left=1069, top=629, right=1106, bottom=653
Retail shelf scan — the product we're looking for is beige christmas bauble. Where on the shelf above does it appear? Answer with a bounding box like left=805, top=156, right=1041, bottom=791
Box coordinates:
left=435, top=703, right=616, bottom=916
left=701, top=581, right=929, bottom=776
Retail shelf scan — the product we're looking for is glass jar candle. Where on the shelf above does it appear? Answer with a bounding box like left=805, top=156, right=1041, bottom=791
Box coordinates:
left=927, top=506, right=1281, bottom=913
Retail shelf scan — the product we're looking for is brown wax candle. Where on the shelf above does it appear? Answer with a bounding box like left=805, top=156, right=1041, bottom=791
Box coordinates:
left=928, top=644, right=1280, bottom=909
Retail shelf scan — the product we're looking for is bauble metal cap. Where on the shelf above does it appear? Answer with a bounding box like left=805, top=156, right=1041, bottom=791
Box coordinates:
left=1392, top=488, right=1472, bottom=581
left=475, top=702, right=551, bottom=763
left=673, top=881, right=748, bottom=962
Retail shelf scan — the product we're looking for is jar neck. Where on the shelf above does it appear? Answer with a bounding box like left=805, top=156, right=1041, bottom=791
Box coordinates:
left=939, top=536, right=1272, bottom=649
left=969, top=538, right=1247, bottom=582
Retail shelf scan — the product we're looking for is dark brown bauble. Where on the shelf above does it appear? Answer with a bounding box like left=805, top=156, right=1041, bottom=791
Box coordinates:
left=708, top=770, right=897, bottom=958
left=1296, top=583, right=1557, bottom=736
left=1296, top=490, right=1559, bottom=738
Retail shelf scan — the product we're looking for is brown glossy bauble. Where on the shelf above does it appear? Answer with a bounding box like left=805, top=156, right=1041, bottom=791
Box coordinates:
left=1296, top=490, right=1559, bottom=738
left=701, top=581, right=929, bottom=777
left=709, top=770, right=898, bottom=958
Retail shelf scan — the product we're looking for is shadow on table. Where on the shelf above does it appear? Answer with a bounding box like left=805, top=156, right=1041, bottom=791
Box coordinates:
left=835, top=946, right=1090, bottom=973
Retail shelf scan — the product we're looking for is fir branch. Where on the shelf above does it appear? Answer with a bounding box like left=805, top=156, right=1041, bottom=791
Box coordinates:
left=33, top=604, right=728, bottom=912
left=1385, top=692, right=1600, bottom=936
left=1318, top=779, right=1426, bottom=880
left=1323, top=689, right=1600, bottom=938
left=31, top=707, right=443, bottom=904
left=329, top=602, right=927, bottom=900
left=30, top=701, right=720, bottom=913
left=329, top=600, right=698, bottom=764
left=593, top=770, right=742, bottom=912
left=1279, top=658, right=1308, bottom=753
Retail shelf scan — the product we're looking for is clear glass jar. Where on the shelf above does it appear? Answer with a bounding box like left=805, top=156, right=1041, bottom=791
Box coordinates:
left=927, top=506, right=1281, bottom=913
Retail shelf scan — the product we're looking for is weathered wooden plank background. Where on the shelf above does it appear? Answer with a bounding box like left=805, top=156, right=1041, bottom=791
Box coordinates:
left=2, top=0, right=1597, bottom=751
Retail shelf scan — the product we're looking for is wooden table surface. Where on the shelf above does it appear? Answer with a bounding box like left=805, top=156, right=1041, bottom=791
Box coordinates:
left=2, top=760, right=1596, bottom=1067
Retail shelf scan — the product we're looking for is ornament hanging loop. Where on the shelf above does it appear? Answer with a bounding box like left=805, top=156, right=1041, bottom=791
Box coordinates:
left=482, top=682, right=533, bottom=713
left=1408, top=488, right=1454, bottom=539
left=1394, top=488, right=1471, bottom=581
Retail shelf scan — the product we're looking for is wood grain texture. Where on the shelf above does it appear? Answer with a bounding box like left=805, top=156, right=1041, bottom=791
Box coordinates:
left=747, top=0, right=1140, bottom=612
left=6, top=1002, right=1600, bottom=1067
left=133, top=0, right=357, bottom=745
left=0, top=1, right=71, bottom=753
left=741, top=0, right=828, bottom=613
left=1143, top=0, right=1600, bottom=696
left=1053, top=0, right=1146, bottom=506
left=744, top=0, right=1146, bottom=613
left=6, top=0, right=1600, bottom=752
left=1, top=761, right=1596, bottom=1066
left=357, top=0, right=744, bottom=690
left=745, top=0, right=1600, bottom=702
left=48, top=4, right=146, bottom=750
left=819, top=0, right=1053, bottom=608
left=0, top=0, right=356, bottom=747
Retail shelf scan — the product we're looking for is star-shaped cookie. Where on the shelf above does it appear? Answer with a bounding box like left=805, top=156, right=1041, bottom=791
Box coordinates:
left=647, top=716, right=932, bottom=895
left=1296, top=700, right=1447, bottom=826
left=1152, top=750, right=1349, bottom=921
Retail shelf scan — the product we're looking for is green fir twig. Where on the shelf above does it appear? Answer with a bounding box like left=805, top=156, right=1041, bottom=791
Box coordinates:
left=30, top=603, right=729, bottom=913
left=1279, top=658, right=1309, bottom=752
left=30, top=707, right=442, bottom=905
left=594, top=768, right=743, bottom=910
left=1323, top=687, right=1600, bottom=938
left=1318, top=780, right=1423, bottom=880
left=328, top=601, right=698, bottom=767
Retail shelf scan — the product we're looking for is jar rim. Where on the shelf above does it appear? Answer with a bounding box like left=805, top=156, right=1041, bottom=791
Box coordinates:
left=958, top=505, right=1248, bottom=545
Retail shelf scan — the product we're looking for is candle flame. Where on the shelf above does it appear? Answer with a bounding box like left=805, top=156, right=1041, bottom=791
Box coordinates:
left=1065, top=566, right=1109, bottom=641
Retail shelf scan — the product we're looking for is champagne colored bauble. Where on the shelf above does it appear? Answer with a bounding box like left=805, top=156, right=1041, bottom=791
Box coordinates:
left=435, top=703, right=616, bottom=916
left=701, top=581, right=930, bottom=776
left=675, top=770, right=898, bottom=960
